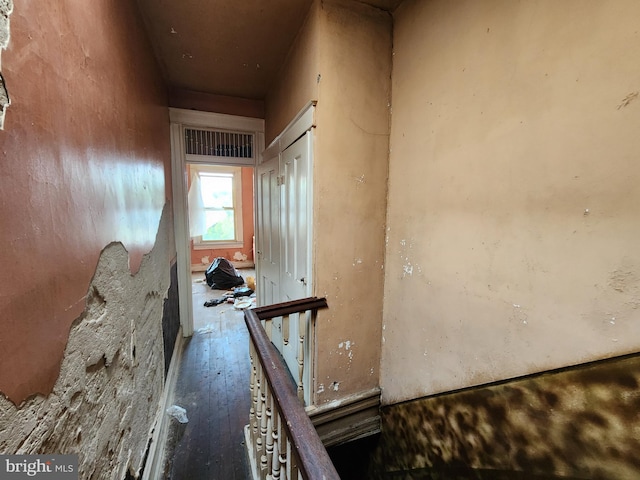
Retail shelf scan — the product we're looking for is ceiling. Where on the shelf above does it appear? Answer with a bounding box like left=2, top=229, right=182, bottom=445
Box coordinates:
left=136, top=0, right=404, bottom=100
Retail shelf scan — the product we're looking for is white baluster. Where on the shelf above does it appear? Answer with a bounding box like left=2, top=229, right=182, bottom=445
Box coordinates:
left=271, top=412, right=281, bottom=480
left=265, top=390, right=275, bottom=474
left=297, top=311, right=306, bottom=402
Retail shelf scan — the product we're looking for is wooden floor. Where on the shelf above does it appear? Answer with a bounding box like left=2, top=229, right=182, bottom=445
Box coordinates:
left=164, top=269, right=255, bottom=480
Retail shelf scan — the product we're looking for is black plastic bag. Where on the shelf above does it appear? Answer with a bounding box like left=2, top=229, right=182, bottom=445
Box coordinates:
left=205, top=257, right=245, bottom=290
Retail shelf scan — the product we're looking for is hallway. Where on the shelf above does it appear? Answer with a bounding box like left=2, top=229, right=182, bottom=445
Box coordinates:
left=163, top=269, right=255, bottom=479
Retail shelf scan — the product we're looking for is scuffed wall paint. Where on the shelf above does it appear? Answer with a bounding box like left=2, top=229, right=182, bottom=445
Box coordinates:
left=371, top=354, right=640, bottom=479
left=381, top=0, right=640, bottom=405
left=0, top=205, right=172, bottom=479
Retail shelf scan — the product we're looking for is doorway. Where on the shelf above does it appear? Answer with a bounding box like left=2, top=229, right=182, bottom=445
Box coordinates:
left=186, top=162, right=256, bottom=331
left=169, top=108, right=265, bottom=336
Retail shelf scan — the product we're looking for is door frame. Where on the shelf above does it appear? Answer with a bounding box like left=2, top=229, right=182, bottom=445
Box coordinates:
left=169, top=108, right=265, bottom=337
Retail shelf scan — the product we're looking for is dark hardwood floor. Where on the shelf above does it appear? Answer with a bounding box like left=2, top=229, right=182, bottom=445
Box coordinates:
left=164, top=270, right=255, bottom=480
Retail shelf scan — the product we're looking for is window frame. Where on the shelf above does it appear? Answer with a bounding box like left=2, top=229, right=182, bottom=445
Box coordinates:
left=189, top=164, right=244, bottom=250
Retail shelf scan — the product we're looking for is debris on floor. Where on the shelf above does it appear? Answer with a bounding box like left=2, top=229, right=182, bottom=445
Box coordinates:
left=166, top=405, right=189, bottom=424
left=233, top=297, right=253, bottom=310
left=204, top=286, right=254, bottom=307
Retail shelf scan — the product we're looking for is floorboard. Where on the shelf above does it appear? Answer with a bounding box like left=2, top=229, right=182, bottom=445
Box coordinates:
left=164, top=269, right=255, bottom=480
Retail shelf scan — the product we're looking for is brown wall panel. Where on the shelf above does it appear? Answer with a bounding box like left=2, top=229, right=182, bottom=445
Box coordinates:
left=0, top=0, right=170, bottom=404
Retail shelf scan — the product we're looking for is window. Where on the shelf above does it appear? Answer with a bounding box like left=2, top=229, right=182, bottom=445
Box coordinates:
left=188, top=165, right=243, bottom=249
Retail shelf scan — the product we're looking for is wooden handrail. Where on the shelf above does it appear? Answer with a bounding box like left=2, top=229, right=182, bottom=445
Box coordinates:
left=244, top=297, right=339, bottom=480
left=252, top=297, right=329, bottom=320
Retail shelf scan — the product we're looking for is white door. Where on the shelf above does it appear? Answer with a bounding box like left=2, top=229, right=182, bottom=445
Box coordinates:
left=256, top=153, right=281, bottom=306
left=254, top=130, right=314, bottom=404
left=280, top=131, right=312, bottom=302
left=278, top=132, right=314, bottom=403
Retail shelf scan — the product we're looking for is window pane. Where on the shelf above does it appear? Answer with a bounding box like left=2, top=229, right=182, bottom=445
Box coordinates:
left=202, top=209, right=235, bottom=241
left=200, top=174, right=233, bottom=209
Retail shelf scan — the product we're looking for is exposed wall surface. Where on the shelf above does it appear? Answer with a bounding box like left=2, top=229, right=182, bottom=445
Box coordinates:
left=381, top=0, right=640, bottom=404
left=371, top=354, right=640, bottom=479
left=264, top=3, right=320, bottom=145
left=162, top=259, right=181, bottom=377
left=0, top=207, right=173, bottom=479
left=266, top=0, right=391, bottom=404
left=0, top=0, right=13, bottom=128
left=312, top=0, right=391, bottom=403
left=0, top=0, right=171, bottom=404
left=189, top=166, right=255, bottom=268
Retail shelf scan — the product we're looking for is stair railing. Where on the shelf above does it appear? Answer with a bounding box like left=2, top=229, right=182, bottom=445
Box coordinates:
left=244, top=297, right=339, bottom=480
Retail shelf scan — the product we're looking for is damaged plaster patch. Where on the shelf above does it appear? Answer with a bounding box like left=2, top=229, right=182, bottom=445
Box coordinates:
left=399, top=238, right=420, bottom=278
left=0, top=0, right=12, bottom=48
left=338, top=340, right=355, bottom=361
left=0, top=206, right=172, bottom=480
left=0, top=0, right=12, bottom=129
left=0, top=73, right=10, bottom=129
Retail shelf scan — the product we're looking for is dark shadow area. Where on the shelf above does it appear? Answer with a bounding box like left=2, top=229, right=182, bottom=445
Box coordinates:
left=327, top=434, right=380, bottom=480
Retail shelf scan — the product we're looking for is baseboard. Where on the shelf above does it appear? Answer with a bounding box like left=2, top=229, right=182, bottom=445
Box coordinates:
left=191, top=261, right=255, bottom=272
left=142, top=329, right=185, bottom=480
left=307, top=387, right=381, bottom=448
left=244, top=425, right=260, bottom=480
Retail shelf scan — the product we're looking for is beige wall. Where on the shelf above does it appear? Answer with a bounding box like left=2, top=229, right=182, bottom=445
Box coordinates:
left=264, top=3, right=319, bottom=145
left=313, top=0, right=391, bottom=403
left=265, top=0, right=392, bottom=404
left=381, top=0, right=640, bottom=404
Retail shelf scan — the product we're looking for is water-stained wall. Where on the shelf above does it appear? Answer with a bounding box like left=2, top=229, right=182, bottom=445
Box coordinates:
left=381, top=0, right=640, bottom=405
left=0, top=0, right=171, bottom=404
left=371, top=354, right=640, bottom=479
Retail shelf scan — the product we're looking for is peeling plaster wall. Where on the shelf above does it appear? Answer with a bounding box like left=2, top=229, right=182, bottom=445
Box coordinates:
left=265, top=0, right=391, bottom=405
left=0, top=206, right=172, bottom=479
left=0, top=0, right=13, bottom=128
left=0, top=0, right=171, bottom=403
left=381, top=0, right=640, bottom=405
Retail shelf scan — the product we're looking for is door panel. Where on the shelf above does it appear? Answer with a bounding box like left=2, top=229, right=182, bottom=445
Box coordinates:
left=279, top=132, right=313, bottom=404
left=256, top=154, right=280, bottom=306
left=281, top=132, right=312, bottom=302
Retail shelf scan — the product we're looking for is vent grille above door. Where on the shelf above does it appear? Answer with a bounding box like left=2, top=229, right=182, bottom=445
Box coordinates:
left=184, top=128, right=254, bottom=158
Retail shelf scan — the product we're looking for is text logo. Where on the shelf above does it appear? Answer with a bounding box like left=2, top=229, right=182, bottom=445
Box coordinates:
left=0, top=455, right=78, bottom=479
